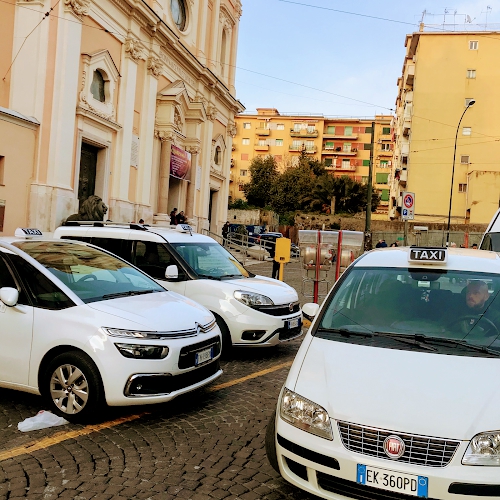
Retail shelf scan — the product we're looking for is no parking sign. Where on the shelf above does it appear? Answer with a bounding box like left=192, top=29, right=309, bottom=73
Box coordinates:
left=402, top=191, right=415, bottom=220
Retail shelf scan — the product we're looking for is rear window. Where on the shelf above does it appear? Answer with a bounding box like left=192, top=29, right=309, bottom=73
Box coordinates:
left=480, top=233, right=500, bottom=251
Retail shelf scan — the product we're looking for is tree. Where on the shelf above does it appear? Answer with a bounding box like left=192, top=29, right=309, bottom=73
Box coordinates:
left=242, top=155, right=278, bottom=207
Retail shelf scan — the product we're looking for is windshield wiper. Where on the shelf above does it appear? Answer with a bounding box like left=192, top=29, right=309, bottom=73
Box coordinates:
left=317, top=327, right=373, bottom=338
left=419, top=336, right=500, bottom=356
left=196, top=274, right=221, bottom=281
left=373, top=332, right=438, bottom=352
left=102, top=289, right=157, bottom=299
left=220, top=274, right=242, bottom=279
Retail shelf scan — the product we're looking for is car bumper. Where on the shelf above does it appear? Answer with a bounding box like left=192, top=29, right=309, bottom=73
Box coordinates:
left=275, top=416, right=500, bottom=500
left=227, top=311, right=303, bottom=347
left=95, top=333, right=222, bottom=405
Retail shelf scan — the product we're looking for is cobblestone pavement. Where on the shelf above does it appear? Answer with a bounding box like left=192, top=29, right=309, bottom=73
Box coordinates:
left=0, top=270, right=325, bottom=500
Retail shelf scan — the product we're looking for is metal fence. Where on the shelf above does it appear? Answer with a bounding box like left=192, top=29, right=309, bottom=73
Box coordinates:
left=372, top=231, right=483, bottom=248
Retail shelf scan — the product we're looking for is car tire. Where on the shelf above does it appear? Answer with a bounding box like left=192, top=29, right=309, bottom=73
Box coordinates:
left=43, top=351, right=105, bottom=424
left=214, top=314, right=232, bottom=358
left=265, top=409, right=280, bottom=473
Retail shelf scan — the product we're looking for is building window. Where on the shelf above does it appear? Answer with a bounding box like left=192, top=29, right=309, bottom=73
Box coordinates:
left=275, top=139, right=283, bottom=146
left=380, top=189, right=390, bottom=201
left=90, top=70, right=105, bottom=102
left=242, top=138, right=250, bottom=145
left=240, top=169, right=247, bottom=176
left=238, top=184, right=244, bottom=191
left=382, top=127, right=391, bottom=135
left=292, top=140, right=302, bottom=149
left=325, top=141, right=334, bottom=149
left=460, top=155, right=470, bottom=164
left=376, top=173, right=389, bottom=184
left=344, top=126, right=353, bottom=136
left=170, top=0, right=187, bottom=31
left=458, top=183, right=467, bottom=193
left=362, top=176, right=368, bottom=184
left=305, top=140, right=315, bottom=150
left=307, top=125, right=315, bottom=133
left=466, top=69, right=476, bottom=79
left=325, top=158, right=332, bottom=166
left=364, top=143, right=372, bottom=150
left=380, top=160, right=389, bottom=168
left=327, top=126, right=335, bottom=134
left=342, top=159, right=350, bottom=169
left=293, top=123, right=301, bottom=132
left=0, top=156, right=4, bottom=185
left=243, top=122, right=251, bottom=129
left=241, top=153, right=249, bottom=161
left=469, top=40, right=478, bottom=50
left=465, top=98, right=475, bottom=107
left=362, top=159, right=371, bottom=167
left=277, top=123, right=285, bottom=130
left=214, top=146, right=222, bottom=165
left=258, top=139, right=266, bottom=146
left=381, top=143, right=391, bottom=151
left=343, top=143, right=352, bottom=152
left=463, top=127, right=472, bottom=136
left=365, top=127, right=373, bottom=133
left=274, top=155, right=282, bottom=162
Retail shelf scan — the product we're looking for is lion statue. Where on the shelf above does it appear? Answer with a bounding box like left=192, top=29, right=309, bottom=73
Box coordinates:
left=66, top=195, right=108, bottom=222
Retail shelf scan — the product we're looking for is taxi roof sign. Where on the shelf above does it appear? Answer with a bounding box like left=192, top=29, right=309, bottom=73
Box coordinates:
left=408, top=247, right=447, bottom=264
left=175, top=224, right=193, bottom=235
left=14, top=228, right=43, bottom=238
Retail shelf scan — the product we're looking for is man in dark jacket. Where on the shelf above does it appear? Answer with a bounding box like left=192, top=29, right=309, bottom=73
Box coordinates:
left=169, top=208, right=177, bottom=225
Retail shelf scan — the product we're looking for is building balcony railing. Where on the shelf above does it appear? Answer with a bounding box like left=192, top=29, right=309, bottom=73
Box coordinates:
left=403, top=116, right=411, bottom=135
left=254, top=144, right=269, bottom=151
left=322, top=134, right=359, bottom=140
left=326, top=165, right=356, bottom=172
left=378, top=150, right=393, bottom=157
left=290, top=129, right=319, bottom=138
left=322, top=149, right=357, bottom=156
left=289, top=145, right=317, bottom=153
left=256, top=128, right=270, bottom=136
left=230, top=158, right=236, bottom=168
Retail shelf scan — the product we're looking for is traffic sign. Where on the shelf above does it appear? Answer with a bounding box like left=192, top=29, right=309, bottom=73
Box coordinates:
left=402, top=192, right=415, bottom=220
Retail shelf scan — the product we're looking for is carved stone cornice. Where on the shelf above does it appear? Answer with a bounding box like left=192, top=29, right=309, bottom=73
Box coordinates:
left=210, top=166, right=226, bottom=181
left=155, top=130, right=176, bottom=143
left=187, top=146, right=200, bottom=156
left=64, top=0, right=90, bottom=17
left=227, top=121, right=237, bottom=138
left=206, top=105, right=218, bottom=121
left=234, top=0, right=242, bottom=19
left=124, top=37, right=143, bottom=62
left=147, top=56, right=163, bottom=78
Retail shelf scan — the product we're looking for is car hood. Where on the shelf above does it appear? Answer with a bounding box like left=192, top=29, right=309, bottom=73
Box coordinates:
left=87, top=291, right=214, bottom=331
left=225, top=275, right=299, bottom=304
left=293, top=338, right=500, bottom=440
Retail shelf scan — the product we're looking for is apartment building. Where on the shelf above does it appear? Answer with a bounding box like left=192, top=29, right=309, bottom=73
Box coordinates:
left=390, top=26, right=500, bottom=225
left=231, top=109, right=393, bottom=215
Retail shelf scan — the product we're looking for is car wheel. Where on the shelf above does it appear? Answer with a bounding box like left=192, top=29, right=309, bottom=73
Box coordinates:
left=214, top=314, right=232, bottom=358
left=265, top=409, right=280, bottom=473
left=43, top=351, right=105, bottom=424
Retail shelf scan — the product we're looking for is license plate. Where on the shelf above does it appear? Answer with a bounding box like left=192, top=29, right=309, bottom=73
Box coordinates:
left=286, top=317, right=301, bottom=329
left=195, top=347, right=213, bottom=366
left=357, top=464, right=428, bottom=498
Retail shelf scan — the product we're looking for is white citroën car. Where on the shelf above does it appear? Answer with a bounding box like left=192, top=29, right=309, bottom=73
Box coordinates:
left=0, top=229, right=222, bottom=423
left=267, top=245, right=500, bottom=500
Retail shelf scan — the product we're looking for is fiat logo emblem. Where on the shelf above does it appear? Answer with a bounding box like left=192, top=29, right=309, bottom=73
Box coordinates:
left=289, top=303, right=294, bottom=312
left=383, top=435, right=405, bottom=459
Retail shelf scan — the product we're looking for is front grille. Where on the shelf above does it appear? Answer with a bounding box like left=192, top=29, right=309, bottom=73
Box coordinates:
left=317, top=472, right=439, bottom=500
left=125, top=360, right=220, bottom=396
left=278, top=325, right=303, bottom=341
left=338, top=421, right=460, bottom=468
left=253, top=302, right=300, bottom=316
left=178, top=337, right=221, bottom=369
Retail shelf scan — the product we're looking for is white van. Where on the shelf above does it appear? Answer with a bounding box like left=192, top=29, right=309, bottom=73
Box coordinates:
left=267, top=246, right=500, bottom=499
left=479, top=208, right=500, bottom=251
left=53, top=223, right=302, bottom=353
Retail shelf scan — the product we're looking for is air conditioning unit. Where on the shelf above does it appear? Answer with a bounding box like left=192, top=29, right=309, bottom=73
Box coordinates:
left=389, top=208, right=396, bottom=218
left=387, top=161, right=392, bottom=166
left=397, top=196, right=403, bottom=207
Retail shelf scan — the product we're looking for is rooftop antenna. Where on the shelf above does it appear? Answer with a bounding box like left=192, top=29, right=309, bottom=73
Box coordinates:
left=482, top=5, right=493, bottom=27
left=420, top=9, right=427, bottom=24
left=444, top=8, right=449, bottom=24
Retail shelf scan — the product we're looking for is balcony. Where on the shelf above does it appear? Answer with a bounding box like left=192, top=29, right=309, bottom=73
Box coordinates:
left=403, top=116, right=411, bottom=135
left=230, top=173, right=234, bottom=182
left=230, top=158, right=236, bottom=168
left=289, top=145, right=317, bottom=153
left=330, top=164, right=356, bottom=172
left=290, top=129, right=319, bottom=138
left=404, top=64, right=415, bottom=87
left=322, top=148, right=357, bottom=156
left=256, top=128, right=270, bottom=136
left=323, top=133, right=359, bottom=140
left=254, top=144, right=269, bottom=151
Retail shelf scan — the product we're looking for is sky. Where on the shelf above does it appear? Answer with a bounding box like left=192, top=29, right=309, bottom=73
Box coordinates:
left=234, top=0, right=500, bottom=117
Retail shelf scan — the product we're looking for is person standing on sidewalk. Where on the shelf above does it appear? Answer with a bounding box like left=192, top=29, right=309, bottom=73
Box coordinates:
left=222, top=221, right=230, bottom=246
left=268, top=241, right=280, bottom=280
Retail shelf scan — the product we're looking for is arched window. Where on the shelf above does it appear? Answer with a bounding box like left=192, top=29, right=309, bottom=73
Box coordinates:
left=214, top=146, right=222, bottom=165
left=90, top=70, right=105, bottom=102
left=171, top=0, right=187, bottom=31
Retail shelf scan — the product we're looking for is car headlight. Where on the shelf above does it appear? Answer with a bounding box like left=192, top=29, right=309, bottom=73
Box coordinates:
left=280, top=387, right=333, bottom=440
left=463, top=431, right=500, bottom=465
left=115, top=343, right=169, bottom=359
left=234, top=290, right=274, bottom=307
left=102, top=327, right=161, bottom=339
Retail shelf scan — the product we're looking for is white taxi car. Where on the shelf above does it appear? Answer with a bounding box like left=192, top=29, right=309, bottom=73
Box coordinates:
left=267, top=246, right=500, bottom=499
left=0, top=229, right=222, bottom=423
left=53, top=222, right=302, bottom=354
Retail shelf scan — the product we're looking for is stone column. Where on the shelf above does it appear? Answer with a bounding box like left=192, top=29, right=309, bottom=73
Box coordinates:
left=111, top=36, right=141, bottom=219
left=157, top=133, right=173, bottom=214
left=228, top=15, right=240, bottom=95
left=208, top=0, right=222, bottom=72
left=186, top=146, right=200, bottom=220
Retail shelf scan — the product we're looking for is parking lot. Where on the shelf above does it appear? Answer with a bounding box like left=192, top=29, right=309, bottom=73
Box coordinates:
left=0, top=261, right=319, bottom=500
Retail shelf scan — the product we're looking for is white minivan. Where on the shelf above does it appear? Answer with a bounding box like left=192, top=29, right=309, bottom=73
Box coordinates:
left=53, top=222, right=302, bottom=353
left=479, top=208, right=500, bottom=251
left=0, top=230, right=222, bottom=423
left=267, top=246, right=500, bottom=499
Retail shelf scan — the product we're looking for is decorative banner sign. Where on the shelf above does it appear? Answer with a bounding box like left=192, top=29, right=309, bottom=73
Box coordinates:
left=170, top=145, right=192, bottom=180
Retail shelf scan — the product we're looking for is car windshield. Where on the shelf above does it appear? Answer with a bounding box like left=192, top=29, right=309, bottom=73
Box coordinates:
left=171, top=242, right=250, bottom=279
left=315, top=267, right=500, bottom=356
left=14, top=241, right=165, bottom=303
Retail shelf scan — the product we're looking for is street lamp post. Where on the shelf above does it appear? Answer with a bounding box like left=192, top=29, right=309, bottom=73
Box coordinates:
left=446, top=99, right=475, bottom=245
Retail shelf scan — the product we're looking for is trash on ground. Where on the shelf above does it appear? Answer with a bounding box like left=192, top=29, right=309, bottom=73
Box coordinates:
left=18, top=410, right=69, bottom=432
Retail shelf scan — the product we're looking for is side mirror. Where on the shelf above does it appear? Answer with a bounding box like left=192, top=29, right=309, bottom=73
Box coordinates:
left=302, top=302, right=320, bottom=320
left=0, top=287, right=19, bottom=307
left=165, top=264, right=179, bottom=280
